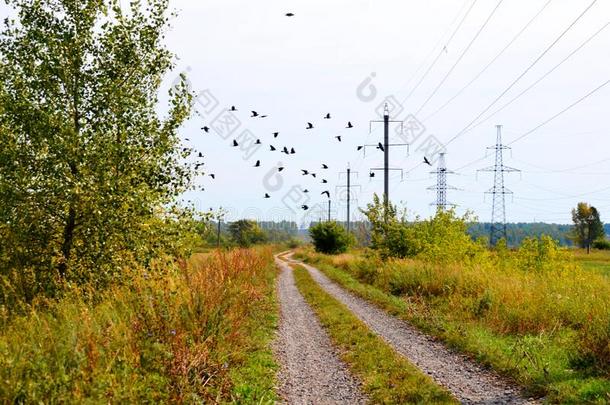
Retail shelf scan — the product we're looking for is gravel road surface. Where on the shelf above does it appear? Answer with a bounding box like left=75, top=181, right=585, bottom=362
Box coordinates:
left=273, top=255, right=367, bottom=404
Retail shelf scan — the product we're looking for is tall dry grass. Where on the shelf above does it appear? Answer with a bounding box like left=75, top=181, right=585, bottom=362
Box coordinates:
left=0, top=247, right=277, bottom=403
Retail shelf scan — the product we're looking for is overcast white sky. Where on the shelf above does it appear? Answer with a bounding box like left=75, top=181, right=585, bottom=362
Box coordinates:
left=4, top=0, right=610, bottom=225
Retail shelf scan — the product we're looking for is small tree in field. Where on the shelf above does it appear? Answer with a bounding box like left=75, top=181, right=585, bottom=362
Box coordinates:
left=309, top=221, right=352, bottom=254
left=228, top=220, right=266, bottom=247
left=571, top=202, right=604, bottom=253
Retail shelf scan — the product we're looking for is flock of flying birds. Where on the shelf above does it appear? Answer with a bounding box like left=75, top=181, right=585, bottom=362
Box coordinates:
left=199, top=106, right=356, bottom=211
left=192, top=11, right=435, bottom=211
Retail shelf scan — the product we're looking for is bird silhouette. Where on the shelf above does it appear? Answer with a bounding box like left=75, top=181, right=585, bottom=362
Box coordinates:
left=254, top=160, right=261, bottom=167
left=324, top=113, right=331, bottom=119
left=303, top=189, right=309, bottom=193
left=273, top=132, right=279, bottom=138
left=311, top=173, right=317, bottom=178
left=306, top=122, right=314, bottom=129
left=335, top=136, right=341, bottom=142
left=377, top=142, right=384, bottom=152
left=357, top=145, right=363, bottom=151
left=260, top=115, right=268, bottom=118
left=233, top=140, right=239, bottom=147
left=321, top=179, right=328, bottom=184
left=369, top=172, right=375, bottom=178
left=264, top=193, right=271, bottom=198
left=301, top=169, right=309, bottom=175
left=195, top=163, right=204, bottom=170
left=198, top=152, right=204, bottom=158
left=255, top=139, right=261, bottom=144
left=282, top=147, right=289, bottom=154
left=210, top=174, right=216, bottom=179
left=322, top=164, right=328, bottom=169
left=278, top=167, right=284, bottom=172
left=423, top=156, right=432, bottom=166
left=321, top=191, right=330, bottom=198
left=202, top=126, right=210, bottom=133
left=301, top=205, right=309, bottom=210
left=251, top=111, right=259, bottom=117
left=290, top=148, right=296, bottom=154
left=346, top=121, right=353, bottom=128
left=230, top=106, right=237, bottom=111
left=286, top=12, right=294, bottom=17
left=270, top=145, right=276, bottom=151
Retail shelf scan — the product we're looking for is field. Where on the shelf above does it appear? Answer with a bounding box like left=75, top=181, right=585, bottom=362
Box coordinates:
left=573, top=249, right=610, bottom=277
left=0, top=248, right=278, bottom=403
left=294, top=247, right=610, bottom=403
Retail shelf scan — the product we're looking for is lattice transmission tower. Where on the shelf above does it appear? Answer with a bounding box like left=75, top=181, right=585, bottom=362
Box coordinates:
left=478, top=125, right=520, bottom=246
left=428, top=152, right=456, bottom=211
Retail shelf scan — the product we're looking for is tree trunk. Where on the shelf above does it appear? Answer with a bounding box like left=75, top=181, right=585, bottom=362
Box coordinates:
left=58, top=206, right=76, bottom=278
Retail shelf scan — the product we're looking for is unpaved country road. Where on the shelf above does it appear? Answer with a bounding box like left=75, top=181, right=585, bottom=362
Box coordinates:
left=273, top=255, right=367, bottom=404
left=284, top=254, right=537, bottom=405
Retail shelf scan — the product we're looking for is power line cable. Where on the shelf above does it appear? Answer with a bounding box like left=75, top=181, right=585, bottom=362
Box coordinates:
left=415, top=0, right=504, bottom=116
left=443, top=0, right=598, bottom=147
left=422, top=0, right=553, bottom=122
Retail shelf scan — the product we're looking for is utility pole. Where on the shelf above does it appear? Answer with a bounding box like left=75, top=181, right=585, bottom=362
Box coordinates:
left=337, top=165, right=361, bottom=233
left=366, top=103, right=408, bottom=221
left=478, top=125, right=520, bottom=246
left=216, top=216, right=222, bottom=248
left=328, top=199, right=331, bottom=222
left=428, top=152, right=456, bottom=211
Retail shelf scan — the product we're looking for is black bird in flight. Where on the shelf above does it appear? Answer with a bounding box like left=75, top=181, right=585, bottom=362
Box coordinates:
left=310, top=173, right=317, bottom=178
left=264, top=193, right=271, bottom=198
left=335, top=136, right=341, bottom=142
left=254, top=160, right=261, bottom=167
left=278, top=167, right=284, bottom=172
left=233, top=140, right=239, bottom=147
left=346, top=121, right=353, bottom=128
left=230, top=106, right=237, bottom=111
left=322, top=164, right=328, bottom=169
left=195, top=163, right=204, bottom=170
left=369, top=172, right=375, bottom=178
left=273, top=132, right=279, bottom=138
left=357, top=145, right=363, bottom=151
left=301, top=205, right=309, bottom=210
left=260, top=115, right=268, bottom=118
left=198, top=152, right=204, bottom=158
left=270, top=145, right=276, bottom=151
left=306, top=122, right=314, bottom=129
left=321, top=191, right=330, bottom=198
left=324, top=113, right=331, bottom=119
left=210, top=174, right=216, bottom=179
left=285, top=12, right=294, bottom=17
left=282, top=146, right=289, bottom=154
left=423, top=156, right=432, bottom=166
left=303, top=189, right=309, bottom=193
left=202, top=126, right=210, bottom=133
left=290, top=148, right=296, bottom=154
left=301, top=169, right=309, bottom=175
left=377, top=142, right=384, bottom=152
left=251, top=111, right=259, bottom=117
left=321, top=179, right=328, bottom=184
left=255, top=139, right=261, bottom=145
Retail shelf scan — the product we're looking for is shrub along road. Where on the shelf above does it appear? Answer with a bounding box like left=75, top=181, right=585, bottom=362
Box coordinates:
left=279, top=253, right=537, bottom=405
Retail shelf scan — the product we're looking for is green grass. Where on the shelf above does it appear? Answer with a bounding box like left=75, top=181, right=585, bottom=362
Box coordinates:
left=0, top=248, right=279, bottom=403
left=572, top=249, right=610, bottom=277
left=292, top=264, right=457, bottom=404
left=295, top=249, right=610, bottom=404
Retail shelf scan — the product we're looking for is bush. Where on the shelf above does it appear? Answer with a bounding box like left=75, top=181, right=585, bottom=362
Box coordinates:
left=309, top=221, right=353, bottom=254
left=228, top=220, right=267, bottom=247
left=592, top=239, right=610, bottom=250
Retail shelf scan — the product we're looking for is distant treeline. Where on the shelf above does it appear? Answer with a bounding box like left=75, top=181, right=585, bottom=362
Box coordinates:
left=467, top=223, right=577, bottom=247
